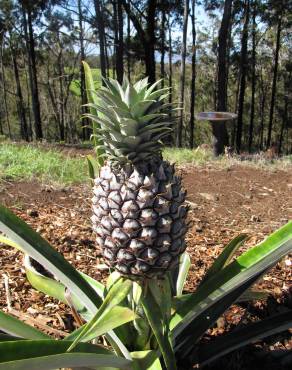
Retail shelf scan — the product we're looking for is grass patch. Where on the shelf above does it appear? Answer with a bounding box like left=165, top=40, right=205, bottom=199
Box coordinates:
left=0, top=143, right=87, bottom=185
left=163, top=147, right=292, bottom=170
left=163, top=147, right=213, bottom=165
left=1, top=143, right=291, bottom=186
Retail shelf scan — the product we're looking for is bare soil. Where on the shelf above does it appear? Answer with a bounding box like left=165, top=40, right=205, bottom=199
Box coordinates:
left=0, top=165, right=291, bottom=369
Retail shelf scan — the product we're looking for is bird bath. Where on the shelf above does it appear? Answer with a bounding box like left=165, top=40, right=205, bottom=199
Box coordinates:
left=196, top=112, right=237, bottom=156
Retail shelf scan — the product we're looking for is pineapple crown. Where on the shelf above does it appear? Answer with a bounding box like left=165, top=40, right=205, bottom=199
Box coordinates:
left=85, top=77, right=173, bottom=165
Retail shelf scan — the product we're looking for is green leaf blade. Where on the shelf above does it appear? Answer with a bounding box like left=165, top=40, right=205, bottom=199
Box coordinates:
left=199, top=310, right=292, bottom=366
left=0, top=311, right=50, bottom=340
left=0, top=339, right=131, bottom=370
left=141, top=287, right=177, bottom=370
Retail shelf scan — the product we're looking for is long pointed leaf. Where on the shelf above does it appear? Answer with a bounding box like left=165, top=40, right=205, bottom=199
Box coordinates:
left=141, top=287, right=177, bottom=370
left=0, top=311, right=50, bottom=340
left=0, top=340, right=131, bottom=370
left=68, top=278, right=133, bottom=350
left=199, top=310, right=292, bottom=366
left=131, top=350, right=162, bottom=370
left=174, top=272, right=263, bottom=356
left=176, top=253, right=191, bottom=296
left=66, top=306, right=137, bottom=342
left=171, top=222, right=292, bottom=337
left=0, top=205, right=101, bottom=314
left=0, top=207, right=131, bottom=359
left=201, top=234, right=248, bottom=284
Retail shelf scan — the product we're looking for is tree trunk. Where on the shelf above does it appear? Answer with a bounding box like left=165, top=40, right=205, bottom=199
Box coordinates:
left=57, top=49, right=65, bottom=141
left=168, top=16, right=173, bottom=105
left=217, top=0, right=232, bottom=112
left=10, top=40, right=29, bottom=141
left=116, top=0, right=124, bottom=83
left=127, top=13, right=131, bottom=81
left=259, top=65, right=266, bottom=150
left=278, top=96, right=288, bottom=155
left=113, top=0, right=118, bottom=79
left=145, top=0, right=156, bottom=83
left=47, top=67, right=61, bottom=140
left=78, top=0, right=89, bottom=140
left=267, top=14, right=282, bottom=148
left=24, top=8, right=43, bottom=140
left=177, top=0, right=189, bottom=147
left=214, top=0, right=233, bottom=154
left=189, top=0, right=196, bottom=149
left=104, top=33, right=110, bottom=77
left=236, top=0, right=250, bottom=152
left=0, top=39, right=11, bottom=138
left=122, top=0, right=156, bottom=83
left=160, top=7, right=166, bottom=87
left=94, top=0, right=107, bottom=80
left=248, top=0, right=256, bottom=152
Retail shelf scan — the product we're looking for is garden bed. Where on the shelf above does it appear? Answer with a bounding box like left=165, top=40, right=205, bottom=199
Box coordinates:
left=0, top=164, right=291, bottom=369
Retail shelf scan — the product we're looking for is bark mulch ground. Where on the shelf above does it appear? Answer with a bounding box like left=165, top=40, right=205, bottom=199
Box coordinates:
left=0, top=165, right=291, bottom=369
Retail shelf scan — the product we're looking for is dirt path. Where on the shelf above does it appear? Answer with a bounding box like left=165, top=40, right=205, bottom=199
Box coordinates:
left=0, top=165, right=291, bottom=369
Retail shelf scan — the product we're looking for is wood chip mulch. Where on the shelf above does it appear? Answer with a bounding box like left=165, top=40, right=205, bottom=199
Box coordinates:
left=0, top=165, right=291, bottom=369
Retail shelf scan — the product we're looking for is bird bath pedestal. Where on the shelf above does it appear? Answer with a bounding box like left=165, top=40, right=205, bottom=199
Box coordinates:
left=196, top=112, right=237, bottom=156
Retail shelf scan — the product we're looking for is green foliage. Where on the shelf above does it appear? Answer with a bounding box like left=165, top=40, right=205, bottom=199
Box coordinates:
left=0, top=340, right=131, bottom=370
left=163, top=146, right=213, bottom=165
left=83, top=66, right=173, bottom=165
left=0, top=205, right=291, bottom=369
left=83, top=61, right=105, bottom=172
left=0, top=143, right=87, bottom=185
left=1, top=143, right=291, bottom=187
left=69, top=68, right=103, bottom=97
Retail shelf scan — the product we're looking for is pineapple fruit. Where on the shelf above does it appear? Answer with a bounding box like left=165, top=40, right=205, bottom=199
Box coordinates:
left=90, top=78, right=188, bottom=279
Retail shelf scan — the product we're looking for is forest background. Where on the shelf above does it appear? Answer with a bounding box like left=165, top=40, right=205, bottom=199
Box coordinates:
left=0, top=0, right=291, bottom=154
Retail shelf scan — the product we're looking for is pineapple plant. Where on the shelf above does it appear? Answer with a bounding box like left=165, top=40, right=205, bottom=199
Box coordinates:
left=88, top=77, right=188, bottom=278
left=0, top=66, right=291, bottom=370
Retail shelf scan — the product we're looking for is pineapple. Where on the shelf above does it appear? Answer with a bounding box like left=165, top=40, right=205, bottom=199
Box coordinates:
left=90, top=78, right=188, bottom=279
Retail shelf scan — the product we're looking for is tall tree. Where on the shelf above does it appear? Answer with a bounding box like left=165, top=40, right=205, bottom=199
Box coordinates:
left=266, top=7, right=282, bottom=148
left=217, top=0, right=233, bottom=112
left=122, top=0, right=157, bottom=83
left=116, top=0, right=124, bottom=83
left=10, top=35, right=29, bottom=141
left=126, top=13, right=131, bottom=81
left=20, top=0, right=43, bottom=139
left=258, top=63, right=267, bottom=150
left=167, top=14, right=173, bottom=113
left=94, top=0, right=107, bottom=80
left=160, top=5, right=166, bottom=86
left=0, top=36, right=11, bottom=138
left=77, top=0, right=89, bottom=140
left=189, top=0, right=196, bottom=149
left=177, top=0, right=189, bottom=147
left=210, top=0, right=233, bottom=154
left=248, top=0, right=257, bottom=152
left=236, top=0, right=250, bottom=152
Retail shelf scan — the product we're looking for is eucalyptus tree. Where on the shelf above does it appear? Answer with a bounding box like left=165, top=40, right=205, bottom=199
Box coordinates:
left=121, top=0, right=157, bottom=83
left=189, top=0, right=197, bottom=149
left=0, top=1, right=12, bottom=138
left=235, top=0, right=250, bottom=152
left=248, top=0, right=257, bottom=152
left=42, top=7, right=77, bottom=141
left=177, top=0, right=189, bottom=148
left=18, top=0, right=44, bottom=139
left=263, top=0, right=291, bottom=149
left=112, top=0, right=124, bottom=83
left=93, top=0, right=107, bottom=80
